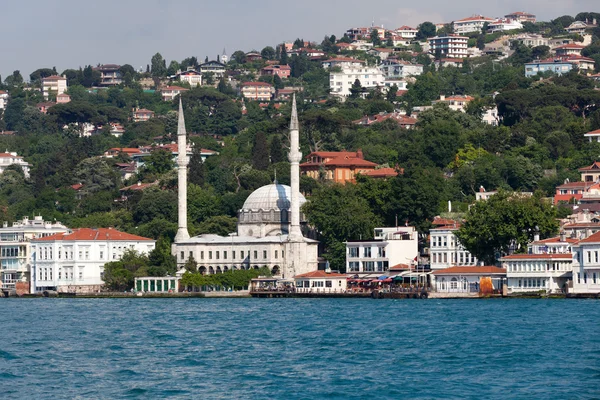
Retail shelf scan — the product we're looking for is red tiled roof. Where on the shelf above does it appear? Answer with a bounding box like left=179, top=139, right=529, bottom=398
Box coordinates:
left=134, top=108, right=154, bottom=114
left=584, top=129, right=600, bottom=136
left=0, top=90, right=7, bottom=94
left=578, top=162, right=600, bottom=171
left=556, top=181, right=589, bottom=189
left=576, top=231, right=600, bottom=244
left=432, top=266, right=506, bottom=275
left=323, top=57, right=365, bottom=63
left=389, top=263, right=413, bottom=271
left=109, top=147, right=141, bottom=154
left=456, top=15, right=494, bottom=22
left=565, top=56, right=595, bottom=62
left=319, top=158, right=378, bottom=167
left=500, top=253, right=572, bottom=260
left=242, top=81, right=273, bottom=87
left=531, top=236, right=578, bottom=244
left=0, top=153, right=22, bottom=158
left=294, top=270, right=347, bottom=278
left=555, top=44, right=586, bottom=49
left=71, top=184, right=84, bottom=191
left=506, top=11, right=535, bottom=16
left=432, top=216, right=458, bottom=226
left=120, top=181, right=158, bottom=191
left=562, top=222, right=600, bottom=228
left=162, top=86, right=189, bottom=91
left=42, top=75, right=66, bottom=81
left=396, top=25, right=417, bottom=30
left=33, top=228, right=153, bottom=242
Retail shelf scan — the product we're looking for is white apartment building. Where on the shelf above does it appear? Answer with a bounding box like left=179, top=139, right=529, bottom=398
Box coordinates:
left=0, top=152, right=31, bottom=178
left=429, top=35, right=469, bottom=59
left=0, top=216, right=69, bottom=291
left=94, top=64, right=123, bottom=86
left=160, top=86, right=189, bottom=101
left=512, top=34, right=549, bottom=48
left=433, top=95, right=474, bottom=112
left=42, top=75, right=67, bottom=99
left=322, top=57, right=366, bottom=69
left=395, top=26, right=417, bottom=40
left=429, top=223, right=478, bottom=270
left=329, top=66, right=385, bottom=98
left=571, top=231, right=600, bottom=294
left=453, top=15, right=494, bottom=34
left=487, top=18, right=523, bottom=32
left=31, top=228, right=155, bottom=293
left=346, top=227, right=418, bottom=276
left=0, top=90, right=8, bottom=109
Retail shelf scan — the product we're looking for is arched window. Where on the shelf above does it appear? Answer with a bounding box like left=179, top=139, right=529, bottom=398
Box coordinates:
left=272, top=265, right=281, bottom=276
left=209, top=266, right=215, bottom=274
left=199, top=266, right=207, bottom=275
left=216, top=266, right=222, bottom=274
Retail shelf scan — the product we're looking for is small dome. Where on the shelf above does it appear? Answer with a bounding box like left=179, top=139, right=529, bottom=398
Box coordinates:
left=241, top=184, right=306, bottom=211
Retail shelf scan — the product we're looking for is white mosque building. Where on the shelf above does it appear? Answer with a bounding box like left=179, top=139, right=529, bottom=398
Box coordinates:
left=171, top=96, right=319, bottom=278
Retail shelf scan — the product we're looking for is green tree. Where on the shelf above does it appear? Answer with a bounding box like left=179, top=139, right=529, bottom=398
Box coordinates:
left=416, top=22, right=437, bottom=40
left=371, top=29, right=382, bottom=46
left=269, top=135, right=285, bottom=164
left=144, top=149, right=174, bottom=176
left=349, top=79, right=363, bottom=99
left=188, top=145, right=206, bottom=186
left=456, top=191, right=558, bottom=265
left=252, top=131, right=269, bottom=170
left=151, top=52, right=167, bottom=77
left=261, top=46, right=276, bottom=60
left=73, top=158, right=119, bottom=195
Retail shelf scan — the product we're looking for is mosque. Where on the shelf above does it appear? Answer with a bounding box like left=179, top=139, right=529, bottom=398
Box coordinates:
left=171, top=96, right=319, bottom=278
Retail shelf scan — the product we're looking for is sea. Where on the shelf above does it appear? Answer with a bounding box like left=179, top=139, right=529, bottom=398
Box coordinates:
left=0, top=298, right=599, bottom=399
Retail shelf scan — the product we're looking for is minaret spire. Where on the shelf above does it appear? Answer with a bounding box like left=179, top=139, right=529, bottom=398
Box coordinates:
left=288, top=94, right=303, bottom=240
left=175, top=98, right=190, bottom=242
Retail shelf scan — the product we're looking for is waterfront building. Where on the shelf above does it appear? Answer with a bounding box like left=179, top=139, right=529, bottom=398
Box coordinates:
left=429, top=217, right=478, bottom=270
left=42, top=75, right=67, bottom=99
left=0, top=151, right=31, bottom=178
left=345, top=227, right=418, bottom=277
left=31, top=228, right=155, bottom=293
left=172, top=96, right=319, bottom=279
left=570, top=231, right=600, bottom=294
left=501, top=233, right=574, bottom=294
left=432, top=266, right=506, bottom=293
left=428, top=35, right=469, bottom=59
left=0, top=216, right=69, bottom=291
left=294, top=270, right=347, bottom=293
left=134, top=276, right=178, bottom=293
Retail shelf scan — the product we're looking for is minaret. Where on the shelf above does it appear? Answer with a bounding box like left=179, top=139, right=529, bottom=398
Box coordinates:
left=175, top=98, right=190, bottom=242
left=288, top=94, right=303, bottom=240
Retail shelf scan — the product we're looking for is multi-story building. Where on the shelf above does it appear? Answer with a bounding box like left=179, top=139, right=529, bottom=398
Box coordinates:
left=501, top=234, right=574, bottom=294
left=0, top=216, right=69, bottom=291
left=199, top=60, right=227, bottom=79
left=346, top=227, right=419, bottom=276
left=0, top=90, right=8, bottom=109
left=429, top=35, right=469, bottom=59
left=94, top=64, right=123, bottom=86
left=379, top=59, right=423, bottom=79
left=322, top=57, right=366, bottom=69
left=173, top=67, right=203, bottom=86
left=429, top=218, right=478, bottom=270
left=395, top=26, right=418, bottom=41
left=132, top=108, right=155, bottom=122
left=512, top=34, right=549, bottom=47
left=240, top=82, right=273, bottom=101
left=524, top=59, right=574, bottom=78
left=329, top=66, right=385, bottom=98
left=261, top=64, right=291, bottom=79
left=31, top=228, right=155, bottom=293
left=160, top=86, right=188, bottom=102
left=565, top=21, right=588, bottom=34
left=487, top=18, right=523, bottom=32
left=505, top=11, right=536, bottom=23
left=300, top=150, right=379, bottom=183
left=554, top=44, right=585, bottom=58
left=42, top=75, right=67, bottom=99
left=453, top=15, right=494, bottom=34
left=345, top=26, right=385, bottom=41
left=433, top=94, right=474, bottom=112
left=0, top=151, right=30, bottom=178
left=571, top=231, right=600, bottom=294
left=584, top=128, right=600, bottom=143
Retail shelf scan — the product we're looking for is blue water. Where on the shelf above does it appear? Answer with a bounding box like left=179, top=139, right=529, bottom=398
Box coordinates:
left=1, top=298, right=599, bottom=399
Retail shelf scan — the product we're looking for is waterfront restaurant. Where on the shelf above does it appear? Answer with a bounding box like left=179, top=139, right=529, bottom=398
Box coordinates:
left=294, top=270, right=347, bottom=293
left=134, top=276, right=178, bottom=293
left=432, top=266, right=506, bottom=294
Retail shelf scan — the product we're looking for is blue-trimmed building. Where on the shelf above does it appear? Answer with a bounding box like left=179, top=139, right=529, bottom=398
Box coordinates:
left=525, top=59, right=574, bottom=77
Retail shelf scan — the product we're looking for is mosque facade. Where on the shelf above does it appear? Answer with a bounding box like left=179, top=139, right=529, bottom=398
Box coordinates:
left=171, top=96, right=319, bottom=278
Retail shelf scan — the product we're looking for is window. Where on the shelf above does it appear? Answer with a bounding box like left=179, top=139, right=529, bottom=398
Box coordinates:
left=241, top=251, right=244, bottom=259
left=364, top=261, right=375, bottom=272
left=349, top=262, right=360, bottom=272
left=189, top=251, right=193, bottom=259
left=180, top=251, right=184, bottom=261
left=79, top=250, right=83, bottom=259
left=274, top=250, right=278, bottom=259
left=349, top=247, right=359, bottom=258
left=85, top=250, right=89, bottom=260
left=232, top=251, right=236, bottom=260
left=216, top=251, right=220, bottom=260
left=209, top=251, right=212, bottom=260
left=254, top=251, right=258, bottom=259
left=58, top=270, right=62, bottom=280
left=263, top=250, right=267, bottom=259
left=99, top=251, right=104, bottom=260
left=364, top=247, right=372, bottom=258
left=201, top=251, right=204, bottom=260
left=378, top=247, right=385, bottom=257
left=224, top=251, right=227, bottom=260
left=79, top=269, right=83, bottom=280
left=594, top=273, right=597, bottom=284
left=325, top=281, right=332, bottom=288
left=377, top=261, right=384, bottom=272
left=282, top=251, right=284, bottom=258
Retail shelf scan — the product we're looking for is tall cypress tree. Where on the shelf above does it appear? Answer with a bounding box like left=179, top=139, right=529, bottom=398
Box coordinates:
left=270, top=135, right=285, bottom=163
left=188, top=146, right=206, bottom=186
left=252, top=131, right=269, bottom=170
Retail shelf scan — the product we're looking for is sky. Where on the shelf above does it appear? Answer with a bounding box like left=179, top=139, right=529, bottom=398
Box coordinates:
left=0, top=0, right=597, bottom=80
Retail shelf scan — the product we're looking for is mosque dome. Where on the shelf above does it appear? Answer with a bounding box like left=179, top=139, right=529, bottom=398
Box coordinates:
left=241, top=183, right=306, bottom=212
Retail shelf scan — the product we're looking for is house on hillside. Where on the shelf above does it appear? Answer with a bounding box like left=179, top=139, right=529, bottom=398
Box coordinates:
left=300, top=150, right=383, bottom=183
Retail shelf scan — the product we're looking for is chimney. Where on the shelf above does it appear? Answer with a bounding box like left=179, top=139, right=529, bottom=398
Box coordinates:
left=440, top=94, right=445, bottom=101
left=357, top=149, right=364, bottom=159
left=560, top=231, right=566, bottom=242
left=479, top=186, right=485, bottom=193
